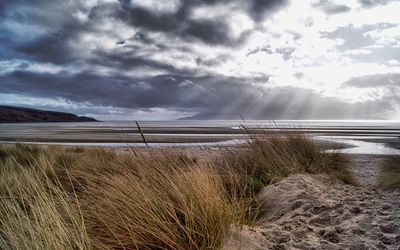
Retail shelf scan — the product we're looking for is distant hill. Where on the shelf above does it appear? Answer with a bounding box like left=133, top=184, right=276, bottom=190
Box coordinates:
left=0, top=105, right=97, bottom=123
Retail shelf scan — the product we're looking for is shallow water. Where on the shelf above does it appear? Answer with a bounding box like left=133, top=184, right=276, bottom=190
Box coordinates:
left=0, top=120, right=399, bottom=154
left=321, top=137, right=400, bottom=155
left=0, top=139, right=244, bottom=149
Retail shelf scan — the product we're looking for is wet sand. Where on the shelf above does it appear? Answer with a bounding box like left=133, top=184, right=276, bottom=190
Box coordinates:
left=0, top=121, right=399, bottom=145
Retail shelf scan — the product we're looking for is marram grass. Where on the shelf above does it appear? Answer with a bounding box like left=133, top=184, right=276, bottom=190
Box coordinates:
left=0, top=132, right=353, bottom=249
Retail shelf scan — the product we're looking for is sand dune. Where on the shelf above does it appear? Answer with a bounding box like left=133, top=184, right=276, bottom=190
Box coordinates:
left=228, top=155, right=400, bottom=249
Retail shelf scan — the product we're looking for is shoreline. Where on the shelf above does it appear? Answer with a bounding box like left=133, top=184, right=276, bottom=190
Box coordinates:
left=1, top=133, right=399, bottom=249
left=1, top=136, right=399, bottom=155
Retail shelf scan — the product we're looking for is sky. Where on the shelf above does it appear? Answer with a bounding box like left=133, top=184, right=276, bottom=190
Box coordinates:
left=0, top=0, right=400, bottom=120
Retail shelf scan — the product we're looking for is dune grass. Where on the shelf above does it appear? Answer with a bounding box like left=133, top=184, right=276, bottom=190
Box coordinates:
left=0, top=144, right=91, bottom=249
left=222, top=132, right=354, bottom=196
left=0, top=132, right=353, bottom=249
left=0, top=144, right=247, bottom=250
left=378, top=155, right=400, bottom=190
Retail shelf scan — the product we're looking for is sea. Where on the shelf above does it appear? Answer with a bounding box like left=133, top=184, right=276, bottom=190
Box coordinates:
left=0, top=120, right=399, bottom=155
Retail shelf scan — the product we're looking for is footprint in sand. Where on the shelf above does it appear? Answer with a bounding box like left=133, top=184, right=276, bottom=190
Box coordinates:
left=227, top=155, right=400, bottom=250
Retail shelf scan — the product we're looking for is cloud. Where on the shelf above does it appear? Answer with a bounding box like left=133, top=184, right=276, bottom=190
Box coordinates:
left=180, top=18, right=235, bottom=45
left=313, top=0, right=351, bottom=14
left=336, top=74, right=400, bottom=119
left=1, top=0, right=400, bottom=120
left=359, top=0, right=395, bottom=7
left=322, top=24, right=376, bottom=50
left=2, top=0, right=288, bottom=68
left=114, top=0, right=288, bottom=45
left=0, top=93, right=194, bottom=121
left=342, top=73, right=400, bottom=88
left=1, top=70, right=398, bottom=120
left=185, top=86, right=395, bottom=120
left=247, top=0, right=289, bottom=21
left=0, top=70, right=263, bottom=110
left=18, top=33, right=77, bottom=64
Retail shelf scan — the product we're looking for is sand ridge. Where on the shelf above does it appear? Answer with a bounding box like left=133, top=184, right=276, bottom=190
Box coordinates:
left=227, top=155, right=400, bottom=249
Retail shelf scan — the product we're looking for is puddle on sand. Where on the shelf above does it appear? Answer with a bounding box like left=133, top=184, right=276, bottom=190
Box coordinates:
left=321, top=137, right=400, bottom=155
left=2, top=136, right=399, bottom=155
left=0, top=139, right=245, bottom=149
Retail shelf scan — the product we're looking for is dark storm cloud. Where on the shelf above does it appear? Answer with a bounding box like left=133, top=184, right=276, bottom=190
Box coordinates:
left=0, top=35, right=18, bottom=60
left=181, top=19, right=235, bottom=45
left=18, top=33, right=76, bottom=64
left=1, top=0, right=399, bottom=120
left=1, top=0, right=289, bottom=66
left=1, top=70, right=397, bottom=120
left=0, top=0, right=289, bottom=92
left=0, top=70, right=266, bottom=110
left=0, top=0, right=88, bottom=35
left=109, top=5, right=181, bottom=31
left=0, top=0, right=91, bottom=63
left=0, top=1, right=5, bottom=15
left=248, top=0, right=289, bottom=21
left=118, top=0, right=289, bottom=27
left=195, top=54, right=232, bottom=67
left=114, top=0, right=288, bottom=45
left=90, top=50, right=195, bottom=75
left=312, top=0, right=351, bottom=14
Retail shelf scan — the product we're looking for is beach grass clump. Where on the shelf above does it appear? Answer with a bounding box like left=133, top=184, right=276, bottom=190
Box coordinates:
left=0, top=143, right=43, bottom=166
left=0, top=132, right=353, bottom=249
left=378, top=155, right=400, bottom=190
left=222, top=132, right=354, bottom=195
left=0, top=145, right=91, bottom=249
left=73, top=151, right=244, bottom=249
left=82, top=160, right=241, bottom=249
left=0, top=144, right=247, bottom=250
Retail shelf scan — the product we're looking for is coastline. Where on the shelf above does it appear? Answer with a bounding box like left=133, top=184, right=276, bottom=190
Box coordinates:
left=1, top=131, right=399, bottom=249
left=0, top=121, right=398, bottom=152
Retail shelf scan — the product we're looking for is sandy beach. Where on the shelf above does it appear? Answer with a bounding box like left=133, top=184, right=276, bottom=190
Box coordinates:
left=0, top=121, right=399, bottom=249
left=228, top=154, right=400, bottom=249
left=56, top=144, right=400, bottom=249
left=103, top=146, right=400, bottom=249
left=3, top=0, right=400, bottom=248
left=87, top=146, right=400, bottom=249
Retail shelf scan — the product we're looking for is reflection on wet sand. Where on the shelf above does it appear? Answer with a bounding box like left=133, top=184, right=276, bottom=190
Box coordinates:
left=0, top=120, right=399, bottom=155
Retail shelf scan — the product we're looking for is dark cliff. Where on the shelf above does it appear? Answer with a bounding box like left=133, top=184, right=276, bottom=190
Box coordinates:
left=0, top=105, right=97, bottom=123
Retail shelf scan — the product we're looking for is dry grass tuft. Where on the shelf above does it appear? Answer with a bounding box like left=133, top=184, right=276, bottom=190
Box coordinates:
left=222, top=132, right=355, bottom=196
left=378, top=155, right=400, bottom=190
left=0, top=131, right=353, bottom=249
left=0, top=145, right=91, bottom=249
left=82, top=163, right=239, bottom=249
left=0, top=144, right=246, bottom=250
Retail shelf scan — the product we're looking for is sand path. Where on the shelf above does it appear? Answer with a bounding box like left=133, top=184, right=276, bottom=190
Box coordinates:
left=227, top=155, right=400, bottom=249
